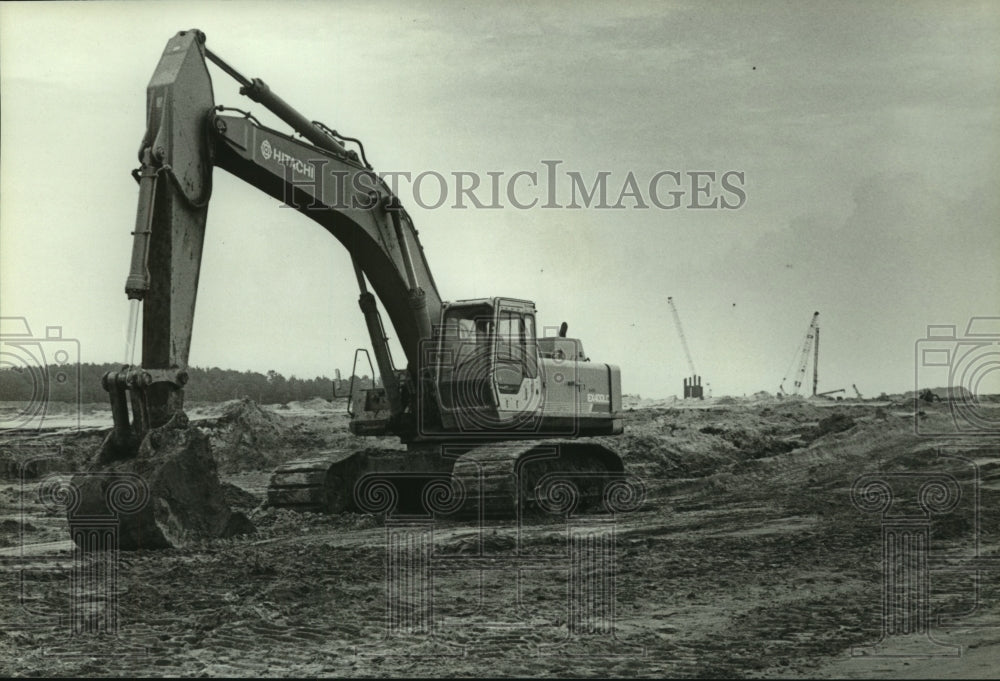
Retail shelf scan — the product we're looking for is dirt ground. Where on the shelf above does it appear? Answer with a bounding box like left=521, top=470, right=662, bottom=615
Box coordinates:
left=1, top=396, right=998, bottom=677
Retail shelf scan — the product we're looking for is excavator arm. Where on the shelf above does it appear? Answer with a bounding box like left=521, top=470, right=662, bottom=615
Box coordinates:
left=103, top=29, right=440, bottom=458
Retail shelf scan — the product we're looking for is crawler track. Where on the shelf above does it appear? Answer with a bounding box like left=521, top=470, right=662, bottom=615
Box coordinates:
left=267, top=441, right=625, bottom=518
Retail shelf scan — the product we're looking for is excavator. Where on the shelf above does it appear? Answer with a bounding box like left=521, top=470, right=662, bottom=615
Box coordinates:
left=100, top=29, right=626, bottom=518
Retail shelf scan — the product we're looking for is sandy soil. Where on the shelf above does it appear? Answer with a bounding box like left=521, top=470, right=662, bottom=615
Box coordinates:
left=1, top=396, right=998, bottom=677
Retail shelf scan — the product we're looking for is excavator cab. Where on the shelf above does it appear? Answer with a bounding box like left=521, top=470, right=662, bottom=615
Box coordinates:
left=430, top=297, right=543, bottom=433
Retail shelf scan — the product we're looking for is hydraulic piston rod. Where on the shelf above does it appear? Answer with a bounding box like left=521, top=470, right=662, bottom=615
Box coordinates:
left=203, top=43, right=352, bottom=158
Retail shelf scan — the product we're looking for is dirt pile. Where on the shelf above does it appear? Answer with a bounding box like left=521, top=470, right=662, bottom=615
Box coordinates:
left=200, top=398, right=379, bottom=473
left=282, top=397, right=340, bottom=413
left=613, top=404, right=879, bottom=500
left=616, top=431, right=747, bottom=479
left=69, top=419, right=255, bottom=549
left=615, top=404, right=814, bottom=479
left=903, top=385, right=975, bottom=401
left=698, top=424, right=802, bottom=459
left=203, top=399, right=291, bottom=472
left=811, top=411, right=856, bottom=438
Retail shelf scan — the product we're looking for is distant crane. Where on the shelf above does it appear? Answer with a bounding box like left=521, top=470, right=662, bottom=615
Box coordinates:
left=852, top=383, right=863, bottom=399
left=779, top=311, right=820, bottom=397
left=667, top=296, right=703, bottom=399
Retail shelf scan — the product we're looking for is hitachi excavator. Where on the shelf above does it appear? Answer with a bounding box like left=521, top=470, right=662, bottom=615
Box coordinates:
left=102, top=30, right=626, bottom=517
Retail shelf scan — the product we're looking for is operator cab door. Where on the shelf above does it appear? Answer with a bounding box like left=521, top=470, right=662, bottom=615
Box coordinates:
left=492, top=305, right=543, bottom=424
left=435, top=303, right=495, bottom=414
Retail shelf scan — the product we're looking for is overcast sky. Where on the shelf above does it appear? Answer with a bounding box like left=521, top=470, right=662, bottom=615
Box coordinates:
left=2, top=0, right=998, bottom=399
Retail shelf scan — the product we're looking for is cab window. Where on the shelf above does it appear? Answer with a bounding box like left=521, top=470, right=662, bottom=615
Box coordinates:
left=441, top=305, right=493, bottom=367
left=495, top=310, right=538, bottom=379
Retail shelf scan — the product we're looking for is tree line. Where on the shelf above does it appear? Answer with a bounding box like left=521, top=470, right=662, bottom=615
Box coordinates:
left=0, top=363, right=377, bottom=404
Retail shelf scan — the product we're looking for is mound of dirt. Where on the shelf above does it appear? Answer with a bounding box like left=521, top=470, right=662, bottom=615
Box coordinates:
left=617, top=431, right=746, bottom=478
left=903, top=386, right=974, bottom=401
left=69, top=420, right=255, bottom=550
left=812, top=412, right=856, bottom=438
left=201, top=398, right=359, bottom=473
left=698, top=425, right=801, bottom=459
left=204, top=399, right=290, bottom=472
left=284, top=397, right=337, bottom=412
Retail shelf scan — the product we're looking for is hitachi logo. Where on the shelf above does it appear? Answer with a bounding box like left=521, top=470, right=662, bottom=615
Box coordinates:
left=260, top=140, right=316, bottom=180
left=587, top=393, right=610, bottom=403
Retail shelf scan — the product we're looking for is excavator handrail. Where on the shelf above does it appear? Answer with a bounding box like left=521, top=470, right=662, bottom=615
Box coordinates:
left=346, top=348, right=378, bottom=418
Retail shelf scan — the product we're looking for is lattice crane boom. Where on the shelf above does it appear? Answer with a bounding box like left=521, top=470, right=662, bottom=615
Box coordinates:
left=667, top=297, right=697, bottom=376
left=779, top=311, right=820, bottom=396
